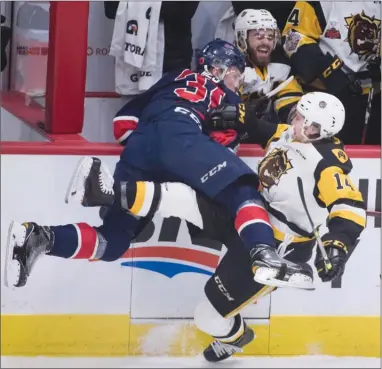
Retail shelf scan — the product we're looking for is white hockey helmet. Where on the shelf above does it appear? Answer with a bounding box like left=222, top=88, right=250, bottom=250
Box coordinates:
left=234, top=9, right=280, bottom=53
left=295, top=92, right=345, bottom=141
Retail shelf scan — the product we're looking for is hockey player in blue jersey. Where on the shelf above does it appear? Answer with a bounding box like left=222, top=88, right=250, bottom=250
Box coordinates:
left=5, top=39, right=311, bottom=293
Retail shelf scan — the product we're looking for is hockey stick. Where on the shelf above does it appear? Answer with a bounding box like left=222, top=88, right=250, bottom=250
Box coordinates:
left=361, top=35, right=381, bottom=144
left=265, top=75, right=294, bottom=99
left=297, top=176, right=332, bottom=271
left=361, top=84, right=375, bottom=144
left=366, top=210, right=381, bottom=217
left=246, top=76, right=295, bottom=113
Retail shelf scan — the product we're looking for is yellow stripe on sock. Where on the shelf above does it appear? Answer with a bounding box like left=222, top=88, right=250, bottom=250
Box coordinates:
left=129, top=181, right=146, bottom=215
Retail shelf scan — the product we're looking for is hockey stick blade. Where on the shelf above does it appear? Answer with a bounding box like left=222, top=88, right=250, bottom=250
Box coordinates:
left=265, top=76, right=294, bottom=99
left=297, top=176, right=332, bottom=271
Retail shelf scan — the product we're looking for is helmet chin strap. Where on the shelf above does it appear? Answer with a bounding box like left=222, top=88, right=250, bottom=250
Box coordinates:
left=301, top=122, right=323, bottom=142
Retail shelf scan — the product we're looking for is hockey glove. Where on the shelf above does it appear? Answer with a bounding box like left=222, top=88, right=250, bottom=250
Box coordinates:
left=205, top=104, right=239, bottom=131
left=314, top=235, right=348, bottom=282
left=205, top=100, right=268, bottom=133
left=245, top=90, right=272, bottom=113
left=319, top=54, right=362, bottom=97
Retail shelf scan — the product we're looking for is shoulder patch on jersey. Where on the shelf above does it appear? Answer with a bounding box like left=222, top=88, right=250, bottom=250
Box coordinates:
left=283, top=30, right=303, bottom=56
left=258, top=148, right=293, bottom=190
left=313, top=139, right=353, bottom=175
left=332, top=148, right=349, bottom=164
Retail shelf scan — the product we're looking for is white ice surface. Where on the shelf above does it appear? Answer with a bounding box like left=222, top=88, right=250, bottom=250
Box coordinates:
left=1, top=355, right=380, bottom=368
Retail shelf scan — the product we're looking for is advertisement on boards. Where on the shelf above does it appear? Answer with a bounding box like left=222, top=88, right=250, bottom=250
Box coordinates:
left=1, top=155, right=380, bottom=319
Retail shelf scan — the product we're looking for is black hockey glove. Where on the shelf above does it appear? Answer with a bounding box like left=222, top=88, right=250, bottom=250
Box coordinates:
left=314, top=235, right=348, bottom=282
left=205, top=100, right=268, bottom=133
left=205, top=103, right=240, bottom=131
left=319, top=54, right=362, bottom=97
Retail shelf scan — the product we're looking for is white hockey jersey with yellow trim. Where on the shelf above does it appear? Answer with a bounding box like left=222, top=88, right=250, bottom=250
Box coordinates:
left=256, top=125, right=366, bottom=243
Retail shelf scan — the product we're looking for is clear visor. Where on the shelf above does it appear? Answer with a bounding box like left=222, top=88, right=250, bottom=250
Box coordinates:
left=222, top=66, right=244, bottom=92
left=303, top=122, right=322, bottom=140
left=247, top=28, right=277, bottom=42
left=289, top=106, right=322, bottom=141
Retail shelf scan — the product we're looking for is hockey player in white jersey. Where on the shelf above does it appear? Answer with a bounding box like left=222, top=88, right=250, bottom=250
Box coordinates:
left=234, top=9, right=304, bottom=123
left=282, top=1, right=381, bottom=144
left=10, top=91, right=363, bottom=362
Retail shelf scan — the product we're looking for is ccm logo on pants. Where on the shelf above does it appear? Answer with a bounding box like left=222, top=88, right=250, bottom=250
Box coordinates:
left=201, top=161, right=227, bottom=183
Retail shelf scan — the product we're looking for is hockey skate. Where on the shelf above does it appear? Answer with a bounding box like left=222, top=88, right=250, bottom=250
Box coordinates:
left=251, top=244, right=315, bottom=290
left=203, top=321, right=255, bottom=362
left=4, top=222, right=54, bottom=287
left=65, top=156, right=114, bottom=206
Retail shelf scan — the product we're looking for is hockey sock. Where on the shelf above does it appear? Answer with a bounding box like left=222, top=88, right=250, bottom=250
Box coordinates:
left=118, top=181, right=204, bottom=228
left=214, top=314, right=245, bottom=343
left=214, top=182, right=275, bottom=250
left=49, top=223, right=103, bottom=260
left=115, top=181, right=161, bottom=217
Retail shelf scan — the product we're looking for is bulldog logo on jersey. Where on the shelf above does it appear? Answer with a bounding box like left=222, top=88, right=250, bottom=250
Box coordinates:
left=344, top=11, right=381, bottom=60
left=258, top=149, right=293, bottom=190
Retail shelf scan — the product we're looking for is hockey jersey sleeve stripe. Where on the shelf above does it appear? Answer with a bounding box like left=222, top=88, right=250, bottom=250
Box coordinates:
left=275, top=81, right=304, bottom=99
left=114, top=115, right=139, bottom=122
left=113, top=115, right=139, bottom=144
left=330, top=203, right=366, bottom=218
left=329, top=209, right=366, bottom=228
left=265, top=124, right=290, bottom=150
left=274, top=96, right=301, bottom=112
left=327, top=198, right=365, bottom=212
left=317, top=166, right=364, bottom=207
left=274, top=80, right=303, bottom=112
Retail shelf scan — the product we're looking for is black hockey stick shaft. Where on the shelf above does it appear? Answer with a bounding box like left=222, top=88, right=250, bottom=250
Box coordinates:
left=361, top=32, right=381, bottom=144
left=297, top=176, right=332, bottom=270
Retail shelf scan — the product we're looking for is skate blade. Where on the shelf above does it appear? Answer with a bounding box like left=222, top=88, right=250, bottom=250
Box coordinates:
left=64, top=157, right=94, bottom=204
left=4, top=221, right=26, bottom=288
left=254, top=267, right=315, bottom=291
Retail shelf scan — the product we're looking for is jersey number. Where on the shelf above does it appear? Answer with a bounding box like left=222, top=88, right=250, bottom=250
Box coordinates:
left=287, top=9, right=300, bottom=26
left=174, top=70, right=225, bottom=109
left=334, top=173, right=355, bottom=191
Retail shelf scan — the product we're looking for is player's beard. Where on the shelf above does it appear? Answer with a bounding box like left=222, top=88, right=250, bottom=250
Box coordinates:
left=249, top=48, right=271, bottom=68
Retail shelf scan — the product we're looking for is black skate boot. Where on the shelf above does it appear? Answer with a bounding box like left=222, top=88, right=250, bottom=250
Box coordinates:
left=4, top=222, right=54, bottom=287
left=65, top=157, right=114, bottom=207
left=203, top=321, right=255, bottom=362
left=250, top=244, right=314, bottom=290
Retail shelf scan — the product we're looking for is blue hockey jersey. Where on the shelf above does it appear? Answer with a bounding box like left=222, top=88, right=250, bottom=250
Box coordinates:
left=113, top=68, right=241, bottom=143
